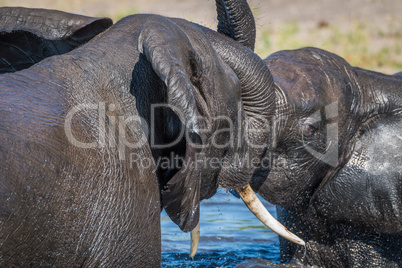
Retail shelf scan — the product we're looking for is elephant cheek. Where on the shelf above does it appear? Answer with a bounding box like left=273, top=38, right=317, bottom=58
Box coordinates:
left=252, top=169, right=309, bottom=206
left=253, top=181, right=293, bottom=205
left=217, top=161, right=255, bottom=189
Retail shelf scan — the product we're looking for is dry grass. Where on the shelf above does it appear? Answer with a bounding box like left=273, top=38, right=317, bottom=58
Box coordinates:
left=255, top=19, right=402, bottom=73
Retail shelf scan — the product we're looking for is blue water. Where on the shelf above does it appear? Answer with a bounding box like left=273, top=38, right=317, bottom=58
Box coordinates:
left=161, top=188, right=281, bottom=267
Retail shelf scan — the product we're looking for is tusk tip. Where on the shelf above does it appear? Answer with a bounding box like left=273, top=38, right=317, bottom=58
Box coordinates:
left=190, top=222, right=200, bottom=258
left=293, top=237, right=306, bottom=246
left=235, top=184, right=307, bottom=247
left=284, top=228, right=306, bottom=246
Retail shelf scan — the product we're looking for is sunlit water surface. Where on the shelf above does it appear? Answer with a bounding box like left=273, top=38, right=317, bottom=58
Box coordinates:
left=161, top=188, right=280, bottom=267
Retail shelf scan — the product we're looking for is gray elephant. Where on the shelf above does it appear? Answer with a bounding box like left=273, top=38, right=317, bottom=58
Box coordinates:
left=215, top=3, right=401, bottom=268
left=258, top=49, right=401, bottom=267
left=0, top=7, right=113, bottom=73
left=0, top=1, right=303, bottom=267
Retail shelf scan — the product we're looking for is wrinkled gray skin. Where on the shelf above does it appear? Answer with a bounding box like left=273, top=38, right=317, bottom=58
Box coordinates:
left=217, top=5, right=401, bottom=268
left=0, top=7, right=113, bottom=73
left=259, top=51, right=402, bottom=267
left=0, top=2, right=274, bottom=267
left=3, top=2, right=400, bottom=267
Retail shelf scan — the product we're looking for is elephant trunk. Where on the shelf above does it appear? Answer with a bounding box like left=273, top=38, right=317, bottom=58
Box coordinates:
left=216, top=0, right=256, bottom=51
left=207, top=31, right=275, bottom=123
left=204, top=29, right=275, bottom=188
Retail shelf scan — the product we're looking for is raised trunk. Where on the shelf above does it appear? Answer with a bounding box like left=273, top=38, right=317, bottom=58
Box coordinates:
left=216, top=0, right=256, bottom=51
left=203, top=28, right=275, bottom=188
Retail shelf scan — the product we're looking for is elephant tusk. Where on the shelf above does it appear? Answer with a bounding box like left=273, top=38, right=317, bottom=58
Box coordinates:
left=235, top=184, right=306, bottom=246
left=190, top=222, right=200, bottom=258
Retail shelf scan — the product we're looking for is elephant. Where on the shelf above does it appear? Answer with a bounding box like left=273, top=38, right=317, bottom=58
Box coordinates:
left=257, top=50, right=401, bottom=267
left=0, top=1, right=305, bottom=266
left=0, top=7, right=113, bottom=73
left=214, top=3, right=402, bottom=267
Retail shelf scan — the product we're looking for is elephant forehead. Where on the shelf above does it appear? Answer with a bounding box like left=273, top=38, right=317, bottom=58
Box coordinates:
left=266, top=47, right=353, bottom=107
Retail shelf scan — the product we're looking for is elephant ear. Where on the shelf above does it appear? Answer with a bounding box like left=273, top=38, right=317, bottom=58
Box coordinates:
left=309, top=68, right=402, bottom=233
left=0, top=7, right=112, bottom=73
left=137, top=15, right=241, bottom=232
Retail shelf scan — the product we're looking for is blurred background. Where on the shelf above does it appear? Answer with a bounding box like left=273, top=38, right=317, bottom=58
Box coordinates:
left=1, top=0, right=401, bottom=74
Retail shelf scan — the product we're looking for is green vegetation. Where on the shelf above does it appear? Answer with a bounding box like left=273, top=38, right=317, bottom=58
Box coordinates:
left=255, top=20, right=402, bottom=74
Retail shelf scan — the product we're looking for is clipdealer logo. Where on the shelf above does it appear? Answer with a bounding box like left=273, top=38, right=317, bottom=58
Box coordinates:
left=64, top=102, right=269, bottom=160
left=302, top=102, right=339, bottom=167
left=64, top=101, right=339, bottom=166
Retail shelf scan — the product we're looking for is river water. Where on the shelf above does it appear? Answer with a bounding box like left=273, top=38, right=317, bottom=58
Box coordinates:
left=161, top=188, right=281, bottom=267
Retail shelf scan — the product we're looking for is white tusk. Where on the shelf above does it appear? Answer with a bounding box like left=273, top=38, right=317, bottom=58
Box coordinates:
left=190, top=222, right=200, bottom=258
left=235, top=184, right=306, bottom=246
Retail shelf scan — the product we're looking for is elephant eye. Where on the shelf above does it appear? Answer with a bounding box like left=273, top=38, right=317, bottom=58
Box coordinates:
left=305, top=124, right=315, bottom=131
left=302, top=123, right=317, bottom=136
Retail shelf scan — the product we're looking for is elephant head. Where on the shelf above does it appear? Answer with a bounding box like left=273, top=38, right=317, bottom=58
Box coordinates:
left=253, top=48, right=401, bottom=229
left=245, top=48, right=401, bottom=266
left=137, top=0, right=305, bottom=254
left=134, top=13, right=304, bottom=246
left=216, top=2, right=401, bottom=265
left=0, top=7, right=112, bottom=73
